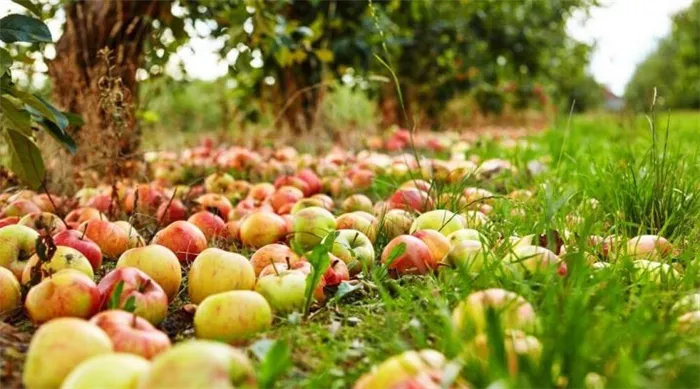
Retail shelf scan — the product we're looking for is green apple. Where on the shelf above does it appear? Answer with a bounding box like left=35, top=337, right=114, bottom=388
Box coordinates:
left=503, top=245, right=564, bottom=276
left=291, top=206, right=337, bottom=252
left=444, top=240, right=490, bottom=272
left=331, top=229, right=375, bottom=274
left=341, top=194, right=373, bottom=213
left=632, top=259, right=680, bottom=285
left=452, top=288, right=536, bottom=336
left=446, top=228, right=487, bottom=246
left=188, top=248, right=255, bottom=304
left=410, top=209, right=465, bottom=237
left=60, top=353, right=150, bottom=389
left=255, top=270, right=307, bottom=314
left=0, top=224, right=39, bottom=278
left=139, top=340, right=256, bottom=389
left=379, top=209, right=413, bottom=240
left=23, top=318, right=113, bottom=389
left=194, top=290, right=272, bottom=344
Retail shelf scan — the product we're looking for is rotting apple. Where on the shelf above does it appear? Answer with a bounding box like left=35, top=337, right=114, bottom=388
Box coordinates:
left=18, top=212, right=67, bottom=235
left=21, top=245, right=94, bottom=284
left=53, top=229, right=103, bottom=272
left=188, top=248, right=255, bottom=304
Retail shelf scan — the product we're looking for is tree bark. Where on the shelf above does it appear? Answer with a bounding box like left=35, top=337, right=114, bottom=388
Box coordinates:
left=47, top=0, right=169, bottom=186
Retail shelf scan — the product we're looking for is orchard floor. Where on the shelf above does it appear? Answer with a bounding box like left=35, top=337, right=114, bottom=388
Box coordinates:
left=2, top=111, right=700, bottom=389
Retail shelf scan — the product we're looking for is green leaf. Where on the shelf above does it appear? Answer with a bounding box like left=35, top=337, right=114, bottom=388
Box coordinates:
left=255, top=339, right=292, bottom=389
left=0, top=47, right=11, bottom=77
left=22, top=93, right=68, bottom=130
left=0, top=14, right=52, bottom=43
left=122, top=296, right=137, bottom=313
left=108, top=280, right=125, bottom=310
left=3, top=129, right=45, bottom=189
left=1, top=96, right=32, bottom=135
left=334, top=281, right=362, bottom=301
left=384, top=242, right=406, bottom=269
left=303, top=230, right=338, bottom=317
left=10, top=0, right=42, bottom=17
left=36, top=116, right=77, bottom=154
left=64, top=111, right=85, bottom=127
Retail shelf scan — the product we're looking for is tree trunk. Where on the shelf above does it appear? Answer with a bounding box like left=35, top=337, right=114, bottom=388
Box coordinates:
left=47, top=0, right=169, bottom=187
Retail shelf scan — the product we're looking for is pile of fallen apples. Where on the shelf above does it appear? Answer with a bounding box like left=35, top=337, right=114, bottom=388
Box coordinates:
left=0, top=135, right=696, bottom=389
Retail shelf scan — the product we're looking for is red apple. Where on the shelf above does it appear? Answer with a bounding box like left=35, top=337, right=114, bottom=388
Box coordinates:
left=239, top=211, right=287, bottom=248
left=195, top=194, right=233, bottom=219
left=78, top=219, right=130, bottom=258
left=91, top=310, right=171, bottom=360
left=0, top=216, right=19, bottom=228
left=323, top=258, right=350, bottom=286
left=54, top=229, right=103, bottom=272
left=65, top=207, right=105, bottom=229
left=388, top=188, right=433, bottom=213
left=156, top=199, right=188, bottom=226
left=270, top=186, right=304, bottom=214
left=124, top=184, right=165, bottom=215
left=187, top=211, right=225, bottom=242
left=297, top=169, right=322, bottom=195
left=381, top=235, right=435, bottom=275
left=98, top=267, right=169, bottom=325
left=249, top=243, right=303, bottom=276
left=25, top=269, right=101, bottom=324
left=152, top=221, right=208, bottom=263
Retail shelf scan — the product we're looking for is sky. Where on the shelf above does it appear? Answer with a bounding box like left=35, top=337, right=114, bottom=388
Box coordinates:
left=1, top=0, right=694, bottom=96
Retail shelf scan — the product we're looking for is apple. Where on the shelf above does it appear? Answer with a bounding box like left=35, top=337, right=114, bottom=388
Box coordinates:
left=676, top=311, right=700, bottom=334
left=274, top=175, right=310, bottom=196
left=379, top=209, right=414, bottom=240
left=503, top=245, right=566, bottom=276
left=205, top=172, right=236, bottom=194
left=65, top=207, right=105, bottom=229
left=53, top=230, right=103, bottom=272
left=1, top=199, right=41, bottom=218
left=672, top=293, right=700, bottom=315
left=155, top=199, right=187, bottom=226
left=412, top=229, right=451, bottom=264
left=247, top=183, right=276, bottom=203
left=152, top=220, right=208, bottom=263
left=222, top=220, right=241, bottom=241
left=138, top=340, right=256, bottom=389
left=388, top=188, right=433, bottom=213
left=0, top=224, right=39, bottom=278
left=461, top=210, right=489, bottom=228
left=60, top=353, right=150, bottom=389
left=290, top=198, right=327, bottom=214
left=336, top=211, right=378, bottom=242
left=471, top=330, right=542, bottom=376
left=98, top=267, right=169, bottom=325
left=18, top=212, right=67, bottom=235
left=0, top=216, right=19, bottom=228
left=444, top=240, right=490, bottom=272
left=23, top=318, right=113, bottom=389
left=21, top=245, right=94, bottom=284
left=297, top=169, right=322, bottom=195
left=291, top=206, right=337, bottom=252
left=188, top=248, right=255, bottom=304
left=249, top=243, right=303, bottom=276
left=463, top=187, right=495, bottom=207
left=187, top=211, right=225, bottom=242
left=239, top=211, right=287, bottom=248
left=270, top=186, right=304, bottom=214
left=195, top=194, right=233, bottom=219
left=632, top=259, right=680, bottom=285
left=410, top=209, right=465, bottom=237
left=323, top=258, right=350, bottom=286
left=255, top=268, right=309, bottom=314
left=113, top=221, right=146, bottom=249
left=91, top=310, right=171, bottom=360
left=353, top=349, right=447, bottom=389
left=341, top=194, right=373, bottom=213
left=258, top=259, right=312, bottom=278
left=446, top=228, right=487, bottom=245
left=78, top=219, right=130, bottom=258
left=116, top=245, right=182, bottom=301
left=124, top=184, right=165, bottom=215
left=311, top=193, right=334, bottom=210
left=331, top=229, right=375, bottom=275
left=0, top=267, right=21, bottom=314
left=194, top=290, right=272, bottom=344
left=84, top=193, right=118, bottom=215
left=25, top=269, right=101, bottom=324
left=625, top=235, right=673, bottom=260
left=452, top=288, right=536, bottom=336
left=381, top=235, right=435, bottom=275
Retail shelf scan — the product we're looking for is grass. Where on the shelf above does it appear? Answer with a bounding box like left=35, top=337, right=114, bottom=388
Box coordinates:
left=259, top=110, right=700, bottom=388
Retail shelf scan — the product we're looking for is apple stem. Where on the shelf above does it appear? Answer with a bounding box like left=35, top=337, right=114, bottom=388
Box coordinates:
left=271, top=258, right=280, bottom=276
left=131, top=312, right=138, bottom=327
left=80, top=223, right=89, bottom=240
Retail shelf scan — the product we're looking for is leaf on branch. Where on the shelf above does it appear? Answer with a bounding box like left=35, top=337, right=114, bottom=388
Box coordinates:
left=0, top=14, right=52, bottom=44
left=3, top=129, right=45, bottom=189
left=0, top=96, right=32, bottom=135
left=0, top=48, right=11, bottom=77
left=22, top=93, right=69, bottom=130
left=36, top=116, right=77, bottom=154
left=10, top=0, right=42, bottom=17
